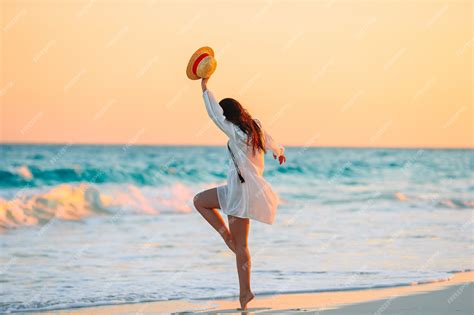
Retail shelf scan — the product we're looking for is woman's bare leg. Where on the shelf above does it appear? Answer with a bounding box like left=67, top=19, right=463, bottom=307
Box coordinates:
left=193, top=188, right=235, bottom=253
left=228, top=215, right=254, bottom=310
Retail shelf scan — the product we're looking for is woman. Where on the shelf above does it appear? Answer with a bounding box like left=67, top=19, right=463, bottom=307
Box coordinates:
left=193, top=77, right=286, bottom=310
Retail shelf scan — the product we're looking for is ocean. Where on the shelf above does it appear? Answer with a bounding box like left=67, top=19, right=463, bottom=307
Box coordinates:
left=0, top=144, right=472, bottom=313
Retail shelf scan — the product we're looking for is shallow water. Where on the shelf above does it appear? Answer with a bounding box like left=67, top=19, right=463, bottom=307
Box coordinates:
left=0, top=145, right=472, bottom=313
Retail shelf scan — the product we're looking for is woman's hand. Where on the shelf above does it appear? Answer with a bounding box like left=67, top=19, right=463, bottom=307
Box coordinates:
left=273, top=154, right=286, bottom=165
left=201, top=77, right=209, bottom=92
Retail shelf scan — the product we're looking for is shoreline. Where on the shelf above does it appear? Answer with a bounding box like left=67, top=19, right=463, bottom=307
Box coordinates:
left=34, top=270, right=473, bottom=314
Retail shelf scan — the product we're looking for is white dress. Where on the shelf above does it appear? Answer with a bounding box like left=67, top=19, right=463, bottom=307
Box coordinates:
left=203, top=89, right=285, bottom=225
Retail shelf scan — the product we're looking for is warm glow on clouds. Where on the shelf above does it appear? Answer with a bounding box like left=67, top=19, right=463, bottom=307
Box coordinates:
left=1, top=0, right=472, bottom=148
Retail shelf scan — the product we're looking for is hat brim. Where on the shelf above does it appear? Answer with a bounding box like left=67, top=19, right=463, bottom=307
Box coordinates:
left=186, top=46, right=215, bottom=80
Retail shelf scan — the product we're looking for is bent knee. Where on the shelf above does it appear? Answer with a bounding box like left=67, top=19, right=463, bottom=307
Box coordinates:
left=193, top=193, right=202, bottom=209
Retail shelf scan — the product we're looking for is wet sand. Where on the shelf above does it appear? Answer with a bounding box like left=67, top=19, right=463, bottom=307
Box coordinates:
left=43, top=271, right=473, bottom=314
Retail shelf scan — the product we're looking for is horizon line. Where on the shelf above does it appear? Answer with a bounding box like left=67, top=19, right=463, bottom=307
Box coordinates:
left=0, top=141, right=472, bottom=150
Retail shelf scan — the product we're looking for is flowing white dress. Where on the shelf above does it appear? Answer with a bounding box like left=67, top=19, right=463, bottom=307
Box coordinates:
left=203, top=89, right=285, bottom=225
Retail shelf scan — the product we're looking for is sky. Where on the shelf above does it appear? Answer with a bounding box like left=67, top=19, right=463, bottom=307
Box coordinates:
left=1, top=0, right=472, bottom=148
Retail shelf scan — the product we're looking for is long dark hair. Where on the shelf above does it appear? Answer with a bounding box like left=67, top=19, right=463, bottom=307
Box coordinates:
left=219, top=98, right=266, bottom=155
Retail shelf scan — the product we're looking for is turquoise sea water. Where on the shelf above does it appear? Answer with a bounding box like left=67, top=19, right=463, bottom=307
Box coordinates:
left=0, top=144, right=472, bottom=313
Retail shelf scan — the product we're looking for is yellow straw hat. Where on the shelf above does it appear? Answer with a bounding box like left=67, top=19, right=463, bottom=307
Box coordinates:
left=186, top=46, right=217, bottom=80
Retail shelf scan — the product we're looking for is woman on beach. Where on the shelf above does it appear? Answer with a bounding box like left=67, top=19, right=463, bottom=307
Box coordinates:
left=193, top=77, right=286, bottom=310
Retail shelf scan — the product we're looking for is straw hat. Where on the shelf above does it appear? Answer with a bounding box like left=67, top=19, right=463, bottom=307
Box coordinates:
left=186, top=46, right=217, bottom=80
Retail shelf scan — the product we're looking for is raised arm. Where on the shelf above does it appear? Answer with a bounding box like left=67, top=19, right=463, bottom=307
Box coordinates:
left=201, top=79, right=235, bottom=138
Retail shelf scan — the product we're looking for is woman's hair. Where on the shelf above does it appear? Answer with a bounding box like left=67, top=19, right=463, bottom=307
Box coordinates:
left=219, top=98, right=266, bottom=155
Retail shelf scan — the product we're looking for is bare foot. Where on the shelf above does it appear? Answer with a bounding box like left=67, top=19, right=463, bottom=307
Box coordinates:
left=223, top=233, right=236, bottom=253
left=239, top=291, right=255, bottom=310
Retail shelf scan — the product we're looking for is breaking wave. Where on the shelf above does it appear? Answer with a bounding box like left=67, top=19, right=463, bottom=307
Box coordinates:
left=0, top=182, right=198, bottom=231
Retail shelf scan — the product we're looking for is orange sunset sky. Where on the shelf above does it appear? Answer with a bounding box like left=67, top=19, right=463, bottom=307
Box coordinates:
left=1, top=0, right=472, bottom=148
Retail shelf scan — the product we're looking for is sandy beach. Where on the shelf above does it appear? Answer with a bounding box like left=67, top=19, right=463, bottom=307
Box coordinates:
left=38, top=271, right=472, bottom=314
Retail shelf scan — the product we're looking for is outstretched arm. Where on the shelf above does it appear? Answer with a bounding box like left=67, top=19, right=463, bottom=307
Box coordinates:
left=266, top=131, right=286, bottom=165
left=201, top=78, right=235, bottom=138
left=255, top=119, right=286, bottom=165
